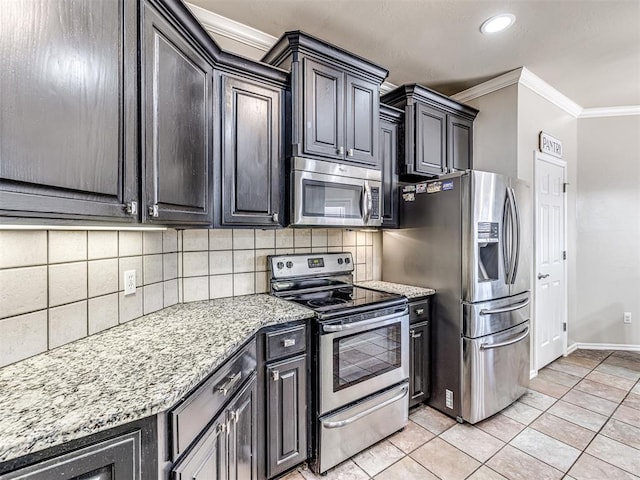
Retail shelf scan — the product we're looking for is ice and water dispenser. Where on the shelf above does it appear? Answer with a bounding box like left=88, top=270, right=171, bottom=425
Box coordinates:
left=477, top=222, right=499, bottom=281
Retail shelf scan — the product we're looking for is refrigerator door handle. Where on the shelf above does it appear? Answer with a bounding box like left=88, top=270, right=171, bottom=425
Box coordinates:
left=508, top=187, right=521, bottom=285
left=502, top=192, right=512, bottom=282
left=481, top=326, right=529, bottom=350
left=479, top=298, right=530, bottom=315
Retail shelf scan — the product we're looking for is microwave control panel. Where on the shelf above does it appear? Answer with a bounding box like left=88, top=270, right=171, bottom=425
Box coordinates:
left=371, top=187, right=380, bottom=219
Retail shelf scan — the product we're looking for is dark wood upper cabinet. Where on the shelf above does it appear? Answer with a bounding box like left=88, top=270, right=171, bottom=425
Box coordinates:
left=262, top=31, right=387, bottom=170
left=0, top=0, right=138, bottom=222
left=379, top=104, right=403, bottom=228
left=381, top=84, right=478, bottom=178
left=142, top=1, right=214, bottom=226
left=220, top=75, right=284, bottom=227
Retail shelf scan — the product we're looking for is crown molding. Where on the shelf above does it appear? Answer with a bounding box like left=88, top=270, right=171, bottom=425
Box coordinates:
left=518, top=67, right=583, bottom=118
left=185, top=2, right=276, bottom=52
left=579, top=105, right=640, bottom=118
left=380, top=81, right=398, bottom=95
left=451, top=68, right=522, bottom=103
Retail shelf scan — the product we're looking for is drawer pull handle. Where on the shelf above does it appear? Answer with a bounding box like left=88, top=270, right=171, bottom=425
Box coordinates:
left=415, top=308, right=424, bottom=315
left=216, top=371, right=242, bottom=396
left=410, top=330, right=422, bottom=339
left=282, top=338, right=296, bottom=348
left=271, top=370, right=280, bottom=382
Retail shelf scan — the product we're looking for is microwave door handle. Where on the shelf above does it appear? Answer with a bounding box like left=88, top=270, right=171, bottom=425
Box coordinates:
left=363, top=181, right=372, bottom=224
left=509, top=187, right=521, bottom=285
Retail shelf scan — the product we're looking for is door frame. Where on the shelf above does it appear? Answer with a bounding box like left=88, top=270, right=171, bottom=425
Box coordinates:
left=533, top=151, right=568, bottom=372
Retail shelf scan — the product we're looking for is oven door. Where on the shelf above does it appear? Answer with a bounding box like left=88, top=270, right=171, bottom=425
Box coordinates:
left=291, top=158, right=382, bottom=227
left=318, top=309, right=409, bottom=415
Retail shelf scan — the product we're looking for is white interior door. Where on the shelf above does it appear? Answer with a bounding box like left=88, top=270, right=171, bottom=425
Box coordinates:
left=535, top=153, right=567, bottom=369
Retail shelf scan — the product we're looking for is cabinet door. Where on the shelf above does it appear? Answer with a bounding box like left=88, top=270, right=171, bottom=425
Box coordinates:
left=413, top=104, right=447, bottom=176
left=303, top=58, right=345, bottom=161
left=227, top=374, right=258, bottom=480
left=221, top=76, right=282, bottom=226
left=409, top=320, right=430, bottom=407
left=345, top=75, right=379, bottom=168
left=0, top=432, right=140, bottom=480
left=142, top=2, right=213, bottom=225
left=0, top=0, right=137, bottom=221
left=266, top=355, right=307, bottom=478
left=171, top=416, right=227, bottom=480
left=448, top=115, right=473, bottom=172
left=380, top=118, right=399, bottom=228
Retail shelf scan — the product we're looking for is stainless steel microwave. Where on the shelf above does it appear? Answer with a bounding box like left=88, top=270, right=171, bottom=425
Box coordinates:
left=290, top=157, right=382, bottom=227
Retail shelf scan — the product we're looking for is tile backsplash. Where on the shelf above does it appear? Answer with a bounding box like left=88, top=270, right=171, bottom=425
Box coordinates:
left=0, top=228, right=381, bottom=367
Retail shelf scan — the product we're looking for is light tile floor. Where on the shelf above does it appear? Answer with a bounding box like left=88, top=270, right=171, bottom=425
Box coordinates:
left=279, top=349, right=640, bottom=480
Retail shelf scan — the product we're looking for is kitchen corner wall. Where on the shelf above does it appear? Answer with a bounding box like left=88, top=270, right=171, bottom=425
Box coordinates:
left=0, top=227, right=381, bottom=368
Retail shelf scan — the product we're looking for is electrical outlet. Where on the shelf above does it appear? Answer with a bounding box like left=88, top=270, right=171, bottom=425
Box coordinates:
left=623, top=312, right=632, bottom=324
left=124, top=270, right=136, bottom=296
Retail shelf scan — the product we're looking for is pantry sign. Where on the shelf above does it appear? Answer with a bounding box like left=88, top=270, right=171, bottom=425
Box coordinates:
left=539, top=131, right=563, bottom=159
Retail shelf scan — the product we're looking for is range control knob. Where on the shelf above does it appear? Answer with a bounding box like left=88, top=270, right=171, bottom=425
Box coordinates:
left=276, top=262, right=284, bottom=270
left=286, top=261, right=293, bottom=269
left=337, top=258, right=343, bottom=265
left=344, top=257, right=351, bottom=264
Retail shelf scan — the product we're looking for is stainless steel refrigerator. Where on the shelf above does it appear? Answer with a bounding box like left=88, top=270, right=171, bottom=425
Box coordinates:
left=382, top=170, right=531, bottom=423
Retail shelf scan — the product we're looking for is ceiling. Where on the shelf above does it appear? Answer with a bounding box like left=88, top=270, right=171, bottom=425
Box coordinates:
left=188, top=0, right=640, bottom=109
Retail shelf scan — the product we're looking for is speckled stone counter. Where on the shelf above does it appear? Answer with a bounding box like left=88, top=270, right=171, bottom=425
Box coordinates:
left=356, top=280, right=435, bottom=300
left=0, top=295, right=314, bottom=463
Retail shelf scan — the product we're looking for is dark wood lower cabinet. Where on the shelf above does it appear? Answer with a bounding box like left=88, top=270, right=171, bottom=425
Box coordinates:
left=266, top=355, right=307, bottom=478
left=409, top=320, right=431, bottom=407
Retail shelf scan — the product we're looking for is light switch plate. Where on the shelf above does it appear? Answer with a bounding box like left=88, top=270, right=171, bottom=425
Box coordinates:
left=124, top=270, right=136, bottom=296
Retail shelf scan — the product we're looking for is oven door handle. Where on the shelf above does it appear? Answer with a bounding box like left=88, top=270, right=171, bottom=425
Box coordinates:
left=321, top=308, right=408, bottom=332
left=321, top=384, right=409, bottom=429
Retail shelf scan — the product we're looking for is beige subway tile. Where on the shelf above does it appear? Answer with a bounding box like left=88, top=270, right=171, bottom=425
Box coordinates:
left=293, top=229, right=311, bottom=248
left=356, top=264, right=367, bottom=282
left=275, top=248, right=295, bottom=255
left=118, top=256, right=142, bottom=290
left=233, top=250, right=255, bottom=273
left=183, top=230, right=209, bottom=251
left=356, top=231, right=367, bottom=246
left=366, top=232, right=374, bottom=246
left=311, top=247, right=327, bottom=253
left=118, top=231, right=142, bottom=257
left=209, top=229, right=233, bottom=251
left=87, top=231, right=118, bottom=260
left=0, top=266, right=47, bottom=319
left=0, top=310, right=47, bottom=367
left=311, top=229, right=328, bottom=247
left=88, top=258, right=118, bottom=298
left=183, top=251, right=209, bottom=277
left=143, top=283, right=164, bottom=315
left=163, top=229, right=179, bottom=253
left=327, top=230, right=343, bottom=247
left=294, top=247, right=311, bottom=254
left=344, top=247, right=357, bottom=263
left=356, top=246, right=367, bottom=264
left=164, top=279, right=179, bottom=307
left=255, top=229, right=275, bottom=249
left=209, top=251, right=233, bottom=275
left=49, top=301, right=87, bottom=348
left=366, top=245, right=373, bottom=266
left=275, top=229, right=294, bottom=248
left=233, top=273, right=255, bottom=296
left=183, top=276, right=209, bottom=302
left=88, top=293, right=119, bottom=334
left=327, top=246, right=343, bottom=253
left=143, top=254, right=163, bottom=285
left=209, top=274, right=233, bottom=299
left=366, top=261, right=373, bottom=281
left=233, top=229, right=255, bottom=249
left=343, top=230, right=356, bottom=246
left=255, top=249, right=274, bottom=272
left=177, top=230, right=183, bottom=252
left=49, top=231, right=87, bottom=263
left=163, top=253, right=178, bottom=280
left=49, top=262, right=87, bottom=307
left=119, top=290, right=143, bottom=323
left=0, top=231, right=47, bottom=269
left=143, top=231, right=163, bottom=254
left=255, top=271, right=269, bottom=294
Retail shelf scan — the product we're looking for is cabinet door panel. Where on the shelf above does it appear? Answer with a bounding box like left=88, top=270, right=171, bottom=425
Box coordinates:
left=380, top=118, right=398, bottom=227
left=409, top=321, right=430, bottom=406
left=227, top=374, right=257, bottom=480
left=266, top=355, right=307, bottom=478
left=346, top=75, right=379, bottom=168
left=414, top=104, right=447, bottom=176
left=448, top=115, right=473, bottom=171
left=222, top=76, right=281, bottom=226
left=143, top=3, right=213, bottom=225
left=171, top=417, right=226, bottom=480
left=303, top=59, right=344, bottom=160
left=0, top=0, right=137, bottom=220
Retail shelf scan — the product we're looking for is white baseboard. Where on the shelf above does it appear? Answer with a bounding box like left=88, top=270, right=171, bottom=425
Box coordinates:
left=571, top=343, right=640, bottom=352
left=530, top=369, right=538, bottom=380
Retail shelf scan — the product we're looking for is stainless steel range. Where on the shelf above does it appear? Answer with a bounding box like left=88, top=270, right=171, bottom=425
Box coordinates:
left=269, top=252, right=409, bottom=474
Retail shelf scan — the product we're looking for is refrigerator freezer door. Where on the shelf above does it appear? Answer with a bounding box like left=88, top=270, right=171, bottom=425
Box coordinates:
left=462, top=320, right=530, bottom=424
left=509, top=178, right=532, bottom=296
left=462, top=171, right=510, bottom=303
left=462, top=291, right=530, bottom=338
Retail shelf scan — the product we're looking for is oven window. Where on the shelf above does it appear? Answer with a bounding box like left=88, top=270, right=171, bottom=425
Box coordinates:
left=333, top=324, right=402, bottom=391
left=303, top=180, right=362, bottom=218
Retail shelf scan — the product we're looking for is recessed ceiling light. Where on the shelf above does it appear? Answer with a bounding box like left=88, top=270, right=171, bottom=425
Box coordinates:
left=480, top=14, right=516, bottom=34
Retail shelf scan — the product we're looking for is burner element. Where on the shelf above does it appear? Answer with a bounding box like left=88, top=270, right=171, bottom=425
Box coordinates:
left=307, top=298, right=349, bottom=308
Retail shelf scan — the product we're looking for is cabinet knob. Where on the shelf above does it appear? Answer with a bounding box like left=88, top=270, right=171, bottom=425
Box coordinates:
left=282, top=338, right=296, bottom=348
left=337, top=146, right=345, bottom=156
left=271, top=370, right=280, bottom=382
left=125, top=201, right=138, bottom=215
left=148, top=204, right=159, bottom=218
left=415, top=308, right=424, bottom=315
left=272, top=212, right=279, bottom=223
left=410, top=330, right=422, bottom=339
left=348, top=148, right=354, bottom=157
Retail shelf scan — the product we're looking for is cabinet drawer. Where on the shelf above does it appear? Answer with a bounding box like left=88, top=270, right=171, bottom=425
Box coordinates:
left=409, top=299, right=430, bottom=324
left=170, top=339, right=257, bottom=460
left=266, top=325, right=306, bottom=361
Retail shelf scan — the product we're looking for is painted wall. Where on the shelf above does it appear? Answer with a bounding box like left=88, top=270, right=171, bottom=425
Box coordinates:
left=466, top=84, right=518, bottom=177
left=574, top=115, right=640, bottom=345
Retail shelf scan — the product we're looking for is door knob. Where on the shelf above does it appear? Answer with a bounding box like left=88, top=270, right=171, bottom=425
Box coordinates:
left=537, top=273, right=550, bottom=280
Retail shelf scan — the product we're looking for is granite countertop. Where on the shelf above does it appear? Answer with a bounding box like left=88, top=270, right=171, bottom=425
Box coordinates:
left=0, top=295, right=314, bottom=463
left=356, top=280, right=435, bottom=300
